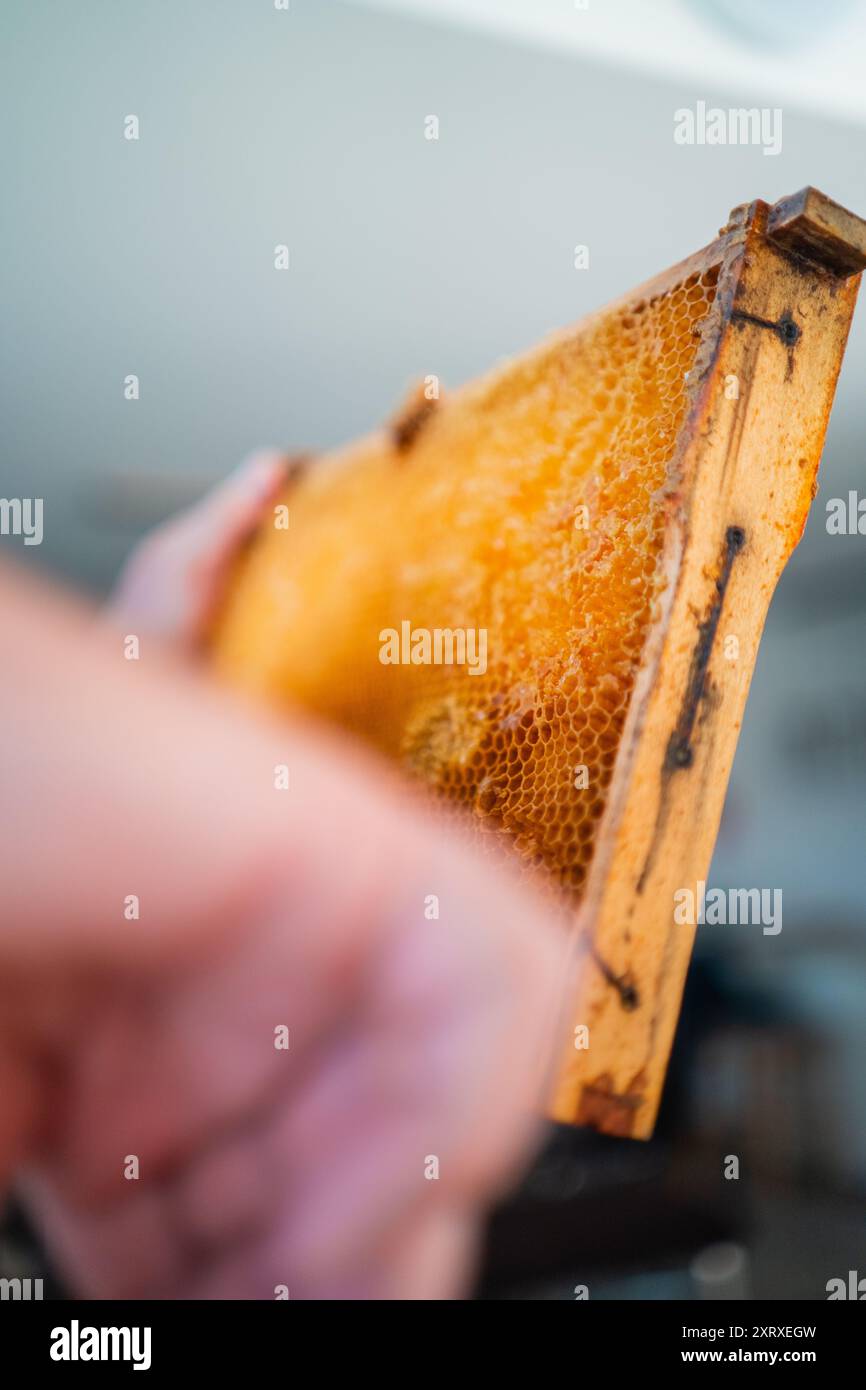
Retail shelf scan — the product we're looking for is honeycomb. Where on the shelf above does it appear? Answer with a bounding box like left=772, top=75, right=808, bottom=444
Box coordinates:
left=213, top=266, right=719, bottom=904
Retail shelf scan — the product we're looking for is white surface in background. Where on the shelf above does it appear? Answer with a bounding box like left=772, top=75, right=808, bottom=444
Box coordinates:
left=348, top=0, right=866, bottom=125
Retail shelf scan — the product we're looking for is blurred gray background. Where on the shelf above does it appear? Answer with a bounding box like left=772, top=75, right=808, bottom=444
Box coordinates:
left=1, top=0, right=865, bottom=1298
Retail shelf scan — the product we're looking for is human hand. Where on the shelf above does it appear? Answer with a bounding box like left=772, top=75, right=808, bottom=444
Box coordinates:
left=0, top=464, right=571, bottom=1300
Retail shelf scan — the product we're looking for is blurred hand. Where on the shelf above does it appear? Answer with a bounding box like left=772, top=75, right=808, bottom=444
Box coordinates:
left=0, top=459, right=571, bottom=1300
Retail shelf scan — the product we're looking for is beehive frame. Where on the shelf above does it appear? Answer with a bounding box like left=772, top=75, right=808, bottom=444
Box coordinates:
left=552, top=188, right=865, bottom=1135
left=214, top=188, right=866, bottom=1138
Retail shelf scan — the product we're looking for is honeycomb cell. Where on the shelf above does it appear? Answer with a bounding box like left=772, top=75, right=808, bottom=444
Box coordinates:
left=214, top=266, right=720, bottom=905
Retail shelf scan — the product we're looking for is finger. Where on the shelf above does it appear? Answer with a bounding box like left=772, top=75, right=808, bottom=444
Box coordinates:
left=261, top=912, right=560, bottom=1283
left=106, top=451, right=289, bottom=645
left=185, top=1202, right=479, bottom=1301
left=18, top=1170, right=184, bottom=1300
left=325, top=1204, right=479, bottom=1301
